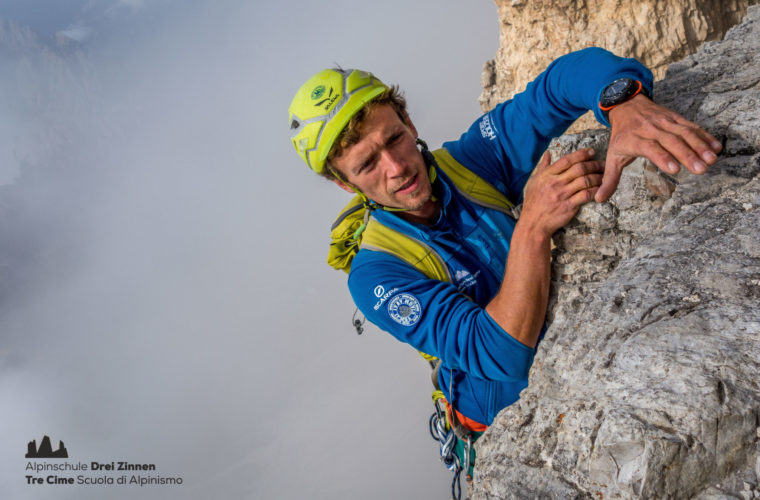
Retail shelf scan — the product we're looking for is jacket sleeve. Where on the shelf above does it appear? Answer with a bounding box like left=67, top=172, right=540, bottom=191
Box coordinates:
left=444, top=47, right=654, bottom=204
left=347, top=249, right=535, bottom=381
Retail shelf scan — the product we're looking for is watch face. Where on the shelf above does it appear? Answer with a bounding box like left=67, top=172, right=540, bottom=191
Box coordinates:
left=608, top=79, right=630, bottom=96
left=601, top=78, right=637, bottom=107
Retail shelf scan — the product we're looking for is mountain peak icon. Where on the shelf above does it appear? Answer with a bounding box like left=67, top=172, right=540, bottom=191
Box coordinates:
left=26, top=435, right=68, bottom=458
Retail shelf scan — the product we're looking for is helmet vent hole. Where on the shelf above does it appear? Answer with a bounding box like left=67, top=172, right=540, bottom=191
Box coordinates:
left=290, top=119, right=300, bottom=130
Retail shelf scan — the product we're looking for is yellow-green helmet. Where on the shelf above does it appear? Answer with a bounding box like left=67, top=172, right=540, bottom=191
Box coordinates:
left=288, top=68, right=389, bottom=174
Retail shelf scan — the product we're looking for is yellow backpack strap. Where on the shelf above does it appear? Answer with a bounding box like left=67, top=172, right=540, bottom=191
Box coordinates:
left=361, top=218, right=451, bottom=282
left=361, top=220, right=449, bottom=368
left=432, top=148, right=515, bottom=213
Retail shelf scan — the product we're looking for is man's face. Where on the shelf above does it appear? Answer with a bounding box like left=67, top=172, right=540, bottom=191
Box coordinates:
left=329, top=104, right=434, bottom=216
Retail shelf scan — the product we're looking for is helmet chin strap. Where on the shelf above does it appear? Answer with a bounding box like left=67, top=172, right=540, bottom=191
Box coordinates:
left=417, top=138, right=438, bottom=186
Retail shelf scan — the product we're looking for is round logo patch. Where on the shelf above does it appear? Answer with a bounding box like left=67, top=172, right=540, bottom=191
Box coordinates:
left=387, top=293, right=422, bottom=327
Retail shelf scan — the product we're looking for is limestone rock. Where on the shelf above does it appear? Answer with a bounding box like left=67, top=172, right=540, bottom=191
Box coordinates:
left=481, top=0, right=758, bottom=133
left=471, top=7, right=760, bottom=499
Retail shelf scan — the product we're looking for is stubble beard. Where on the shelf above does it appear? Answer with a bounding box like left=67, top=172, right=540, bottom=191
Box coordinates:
left=395, top=181, right=433, bottom=212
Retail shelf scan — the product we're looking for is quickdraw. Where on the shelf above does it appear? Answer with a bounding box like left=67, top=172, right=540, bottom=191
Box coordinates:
left=429, top=391, right=477, bottom=500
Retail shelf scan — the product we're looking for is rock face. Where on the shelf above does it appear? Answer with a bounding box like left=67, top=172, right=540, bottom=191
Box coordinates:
left=481, top=0, right=758, bottom=132
left=472, top=7, right=760, bottom=500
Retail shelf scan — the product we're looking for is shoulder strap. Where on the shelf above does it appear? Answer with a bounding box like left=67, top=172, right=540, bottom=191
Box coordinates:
left=432, top=148, right=515, bottom=213
left=326, top=194, right=451, bottom=280
left=361, top=219, right=451, bottom=281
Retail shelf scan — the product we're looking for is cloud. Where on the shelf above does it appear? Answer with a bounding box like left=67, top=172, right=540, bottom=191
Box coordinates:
left=56, top=21, right=91, bottom=42
left=1, top=2, right=498, bottom=499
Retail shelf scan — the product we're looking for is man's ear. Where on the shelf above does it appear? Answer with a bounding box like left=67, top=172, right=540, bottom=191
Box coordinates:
left=331, top=177, right=355, bottom=194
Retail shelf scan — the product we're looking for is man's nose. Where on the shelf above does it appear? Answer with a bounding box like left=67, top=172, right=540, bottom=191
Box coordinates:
left=379, top=149, right=406, bottom=177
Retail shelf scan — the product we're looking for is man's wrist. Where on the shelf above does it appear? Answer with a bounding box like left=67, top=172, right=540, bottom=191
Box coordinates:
left=599, top=78, right=651, bottom=122
left=513, top=217, right=553, bottom=249
left=607, top=93, right=650, bottom=126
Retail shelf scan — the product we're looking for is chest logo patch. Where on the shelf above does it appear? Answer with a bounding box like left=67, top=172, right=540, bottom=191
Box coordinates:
left=454, top=269, right=480, bottom=291
left=387, top=293, right=422, bottom=327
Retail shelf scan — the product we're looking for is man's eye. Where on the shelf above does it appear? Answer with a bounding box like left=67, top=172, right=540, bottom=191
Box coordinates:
left=390, top=133, right=403, bottom=143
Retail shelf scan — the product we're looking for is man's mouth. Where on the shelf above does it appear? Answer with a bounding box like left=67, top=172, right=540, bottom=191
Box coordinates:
left=395, top=174, right=418, bottom=195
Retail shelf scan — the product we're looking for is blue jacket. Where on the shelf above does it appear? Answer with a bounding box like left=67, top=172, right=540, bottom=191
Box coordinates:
left=347, top=48, right=653, bottom=425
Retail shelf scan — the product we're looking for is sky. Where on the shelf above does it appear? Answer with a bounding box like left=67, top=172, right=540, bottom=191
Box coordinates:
left=0, top=1, right=499, bottom=498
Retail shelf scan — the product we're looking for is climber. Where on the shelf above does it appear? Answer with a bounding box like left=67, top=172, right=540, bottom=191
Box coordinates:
left=287, top=47, right=722, bottom=488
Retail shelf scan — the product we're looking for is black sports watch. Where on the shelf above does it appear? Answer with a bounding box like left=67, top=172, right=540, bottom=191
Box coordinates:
left=599, top=78, right=651, bottom=120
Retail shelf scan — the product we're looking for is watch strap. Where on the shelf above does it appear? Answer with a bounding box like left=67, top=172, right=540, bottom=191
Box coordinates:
left=600, top=80, right=651, bottom=120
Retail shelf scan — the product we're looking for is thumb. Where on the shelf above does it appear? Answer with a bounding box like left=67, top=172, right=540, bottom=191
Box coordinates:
left=595, top=156, right=624, bottom=203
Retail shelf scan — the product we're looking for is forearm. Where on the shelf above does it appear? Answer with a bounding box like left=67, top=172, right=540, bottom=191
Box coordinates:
left=484, top=147, right=604, bottom=347
left=527, top=47, right=653, bottom=129
left=485, top=220, right=552, bottom=348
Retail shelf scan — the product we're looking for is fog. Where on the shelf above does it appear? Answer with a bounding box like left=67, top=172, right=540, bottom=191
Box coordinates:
left=0, top=1, right=498, bottom=498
